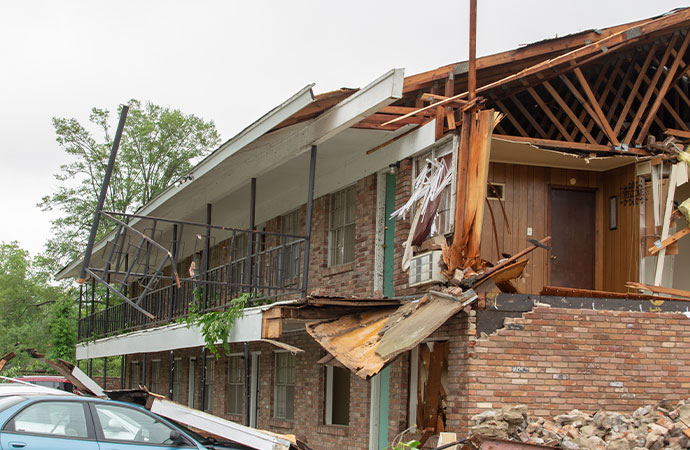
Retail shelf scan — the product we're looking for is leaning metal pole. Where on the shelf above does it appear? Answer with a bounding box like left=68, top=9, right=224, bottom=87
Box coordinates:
left=79, top=104, right=130, bottom=283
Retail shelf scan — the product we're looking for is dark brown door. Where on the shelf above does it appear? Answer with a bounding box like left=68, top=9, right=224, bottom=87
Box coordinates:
left=550, top=188, right=595, bottom=289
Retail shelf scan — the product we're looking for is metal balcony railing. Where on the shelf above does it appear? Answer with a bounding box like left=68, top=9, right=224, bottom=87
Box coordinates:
left=77, top=214, right=308, bottom=342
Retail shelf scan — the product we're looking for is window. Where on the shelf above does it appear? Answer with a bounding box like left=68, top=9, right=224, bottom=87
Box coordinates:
left=329, top=186, right=356, bottom=266
left=5, top=401, right=89, bottom=438
left=325, top=366, right=350, bottom=425
left=281, top=210, right=302, bottom=280
left=172, top=358, right=182, bottom=402
left=204, top=358, right=214, bottom=412
left=413, top=141, right=455, bottom=238
left=150, top=360, right=160, bottom=394
left=130, top=361, right=140, bottom=389
left=230, top=233, right=249, bottom=285
left=94, top=403, right=185, bottom=445
left=227, top=355, right=244, bottom=415
left=274, top=352, right=295, bottom=420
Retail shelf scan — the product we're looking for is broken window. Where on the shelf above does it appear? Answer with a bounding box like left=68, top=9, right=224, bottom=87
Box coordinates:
left=150, top=360, right=160, bottom=394
left=325, top=365, right=350, bottom=426
left=281, top=209, right=302, bottom=279
left=172, top=357, right=182, bottom=402
left=204, top=358, right=215, bottom=412
left=274, top=352, right=295, bottom=420
left=130, top=361, right=140, bottom=389
left=412, top=140, right=455, bottom=238
left=227, top=355, right=244, bottom=415
left=329, top=186, right=356, bottom=266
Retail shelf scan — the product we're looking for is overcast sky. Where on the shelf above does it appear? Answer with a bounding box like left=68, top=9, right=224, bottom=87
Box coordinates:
left=0, top=0, right=683, bottom=257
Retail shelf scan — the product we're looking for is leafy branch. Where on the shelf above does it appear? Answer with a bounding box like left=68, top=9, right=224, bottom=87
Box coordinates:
left=182, top=290, right=251, bottom=357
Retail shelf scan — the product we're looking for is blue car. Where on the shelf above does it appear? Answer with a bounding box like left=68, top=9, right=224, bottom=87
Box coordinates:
left=0, top=383, right=249, bottom=450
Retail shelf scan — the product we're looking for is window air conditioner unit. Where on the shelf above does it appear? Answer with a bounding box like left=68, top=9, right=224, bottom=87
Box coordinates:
left=408, top=251, right=443, bottom=287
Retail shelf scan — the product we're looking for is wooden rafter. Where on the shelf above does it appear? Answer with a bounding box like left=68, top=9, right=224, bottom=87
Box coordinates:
left=495, top=100, right=529, bottom=137
left=623, top=34, right=678, bottom=145
left=573, top=67, right=621, bottom=146
left=614, top=43, right=658, bottom=135
left=605, top=56, right=637, bottom=124
left=527, top=86, right=573, bottom=141
left=559, top=73, right=607, bottom=137
left=630, top=62, right=690, bottom=131
left=509, top=95, right=549, bottom=138
left=635, top=30, right=690, bottom=145
left=542, top=80, right=597, bottom=144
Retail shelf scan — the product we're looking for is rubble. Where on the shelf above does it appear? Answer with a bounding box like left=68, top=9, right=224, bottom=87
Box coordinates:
left=470, top=401, right=690, bottom=450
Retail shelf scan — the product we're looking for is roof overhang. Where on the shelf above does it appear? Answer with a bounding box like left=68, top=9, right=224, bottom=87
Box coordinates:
left=58, top=68, right=407, bottom=280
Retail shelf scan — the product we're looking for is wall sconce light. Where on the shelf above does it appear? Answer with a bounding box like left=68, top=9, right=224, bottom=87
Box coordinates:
left=388, top=162, right=400, bottom=174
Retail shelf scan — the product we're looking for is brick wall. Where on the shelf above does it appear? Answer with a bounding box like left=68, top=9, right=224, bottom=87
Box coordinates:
left=124, top=331, right=379, bottom=450
left=448, top=305, right=690, bottom=435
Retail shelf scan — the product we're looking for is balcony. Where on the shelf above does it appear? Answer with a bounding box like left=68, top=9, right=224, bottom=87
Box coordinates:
left=77, top=212, right=309, bottom=342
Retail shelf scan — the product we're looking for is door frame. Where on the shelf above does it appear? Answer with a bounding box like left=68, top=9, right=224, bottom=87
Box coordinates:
left=547, top=184, right=602, bottom=289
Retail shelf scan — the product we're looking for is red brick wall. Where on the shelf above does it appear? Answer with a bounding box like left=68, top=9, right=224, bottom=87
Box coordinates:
left=124, top=332, right=378, bottom=450
left=448, top=305, right=690, bottom=435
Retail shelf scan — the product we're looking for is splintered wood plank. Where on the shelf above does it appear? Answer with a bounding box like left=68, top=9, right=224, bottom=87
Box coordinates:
left=542, top=80, right=597, bottom=143
left=495, top=100, right=529, bottom=137
left=648, top=226, right=690, bottom=255
left=573, top=67, right=620, bottom=146
left=636, top=30, right=690, bottom=145
left=510, top=95, right=549, bottom=138
left=614, top=43, right=659, bottom=135
left=627, top=281, right=690, bottom=300
left=527, top=86, right=573, bottom=141
left=624, top=35, right=678, bottom=145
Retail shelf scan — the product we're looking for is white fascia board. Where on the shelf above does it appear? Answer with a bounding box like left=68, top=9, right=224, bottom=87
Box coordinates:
left=75, top=308, right=262, bottom=360
left=310, top=68, right=404, bottom=146
left=55, top=86, right=315, bottom=281
left=150, top=398, right=291, bottom=450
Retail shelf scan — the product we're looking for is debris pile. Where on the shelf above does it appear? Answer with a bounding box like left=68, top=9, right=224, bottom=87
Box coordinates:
left=471, top=402, right=690, bottom=450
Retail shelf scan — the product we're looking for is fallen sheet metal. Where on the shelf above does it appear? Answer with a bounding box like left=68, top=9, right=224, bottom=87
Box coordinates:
left=306, top=290, right=477, bottom=379
left=147, top=396, right=297, bottom=450
left=44, top=358, right=105, bottom=397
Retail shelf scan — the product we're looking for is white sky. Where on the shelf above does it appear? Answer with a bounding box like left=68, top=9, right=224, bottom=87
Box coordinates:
left=0, top=0, right=683, bottom=257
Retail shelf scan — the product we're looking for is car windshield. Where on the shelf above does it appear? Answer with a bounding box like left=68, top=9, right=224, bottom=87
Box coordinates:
left=0, top=396, right=26, bottom=413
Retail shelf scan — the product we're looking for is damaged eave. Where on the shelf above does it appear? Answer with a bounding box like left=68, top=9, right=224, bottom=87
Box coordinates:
left=305, top=290, right=478, bottom=379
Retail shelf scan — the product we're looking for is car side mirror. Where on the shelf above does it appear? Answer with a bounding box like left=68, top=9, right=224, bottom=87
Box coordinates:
left=169, top=429, right=185, bottom=445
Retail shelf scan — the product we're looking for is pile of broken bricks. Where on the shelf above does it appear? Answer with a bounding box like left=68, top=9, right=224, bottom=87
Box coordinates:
left=471, top=401, right=690, bottom=450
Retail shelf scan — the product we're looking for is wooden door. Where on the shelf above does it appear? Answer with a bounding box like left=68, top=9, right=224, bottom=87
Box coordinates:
left=550, top=188, right=596, bottom=289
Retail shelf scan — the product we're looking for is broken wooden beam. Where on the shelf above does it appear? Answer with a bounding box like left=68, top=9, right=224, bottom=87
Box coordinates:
left=648, top=226, right=690, bottom=255
left=0, top=352, right=15, bottom=373
left=626, top=281, right=690, bottom=300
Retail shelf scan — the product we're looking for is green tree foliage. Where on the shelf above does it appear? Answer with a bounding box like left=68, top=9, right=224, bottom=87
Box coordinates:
left=40, top=99, right=220, bottom=269
left=0, top=242, right=75, bottom=372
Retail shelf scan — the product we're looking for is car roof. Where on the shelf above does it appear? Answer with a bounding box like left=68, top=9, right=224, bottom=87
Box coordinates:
left=0, top=382, right=76, bottom=397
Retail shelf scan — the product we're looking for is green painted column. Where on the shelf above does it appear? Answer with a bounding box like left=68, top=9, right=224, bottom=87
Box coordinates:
left=377, top=172, right=397, bottom=449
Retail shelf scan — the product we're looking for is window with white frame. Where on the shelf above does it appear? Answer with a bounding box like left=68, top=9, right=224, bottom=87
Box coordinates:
left=274, top=352, right=296, bottom=420
left=325, top=366, right=350, bottom=425
left=227, top=355, right=244, bottom=415
left=172, top=357, right=182, bottom=402
left=204, top=358, right=214, bottom=412
left=281, top=210, right=302, bottom=280
left=150, top=360, right=160, bottom=394
left=329, top=186, right=356, bottom=266
left=130, top=361, right=140, bottom=389
left=412, top=140, right=455, bottom=238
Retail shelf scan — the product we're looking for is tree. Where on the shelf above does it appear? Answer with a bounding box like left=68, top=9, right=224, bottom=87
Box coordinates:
left=40, top=99, right=220, bottom=269
left=0, top=242, right=72, bottom=371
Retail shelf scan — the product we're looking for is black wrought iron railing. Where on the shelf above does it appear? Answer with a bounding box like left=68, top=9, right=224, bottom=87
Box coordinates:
left=77, top=217, right=308, bottom=342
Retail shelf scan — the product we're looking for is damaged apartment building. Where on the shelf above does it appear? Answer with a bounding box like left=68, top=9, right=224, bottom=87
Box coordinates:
left=59, top=8, right=690, bottom=450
